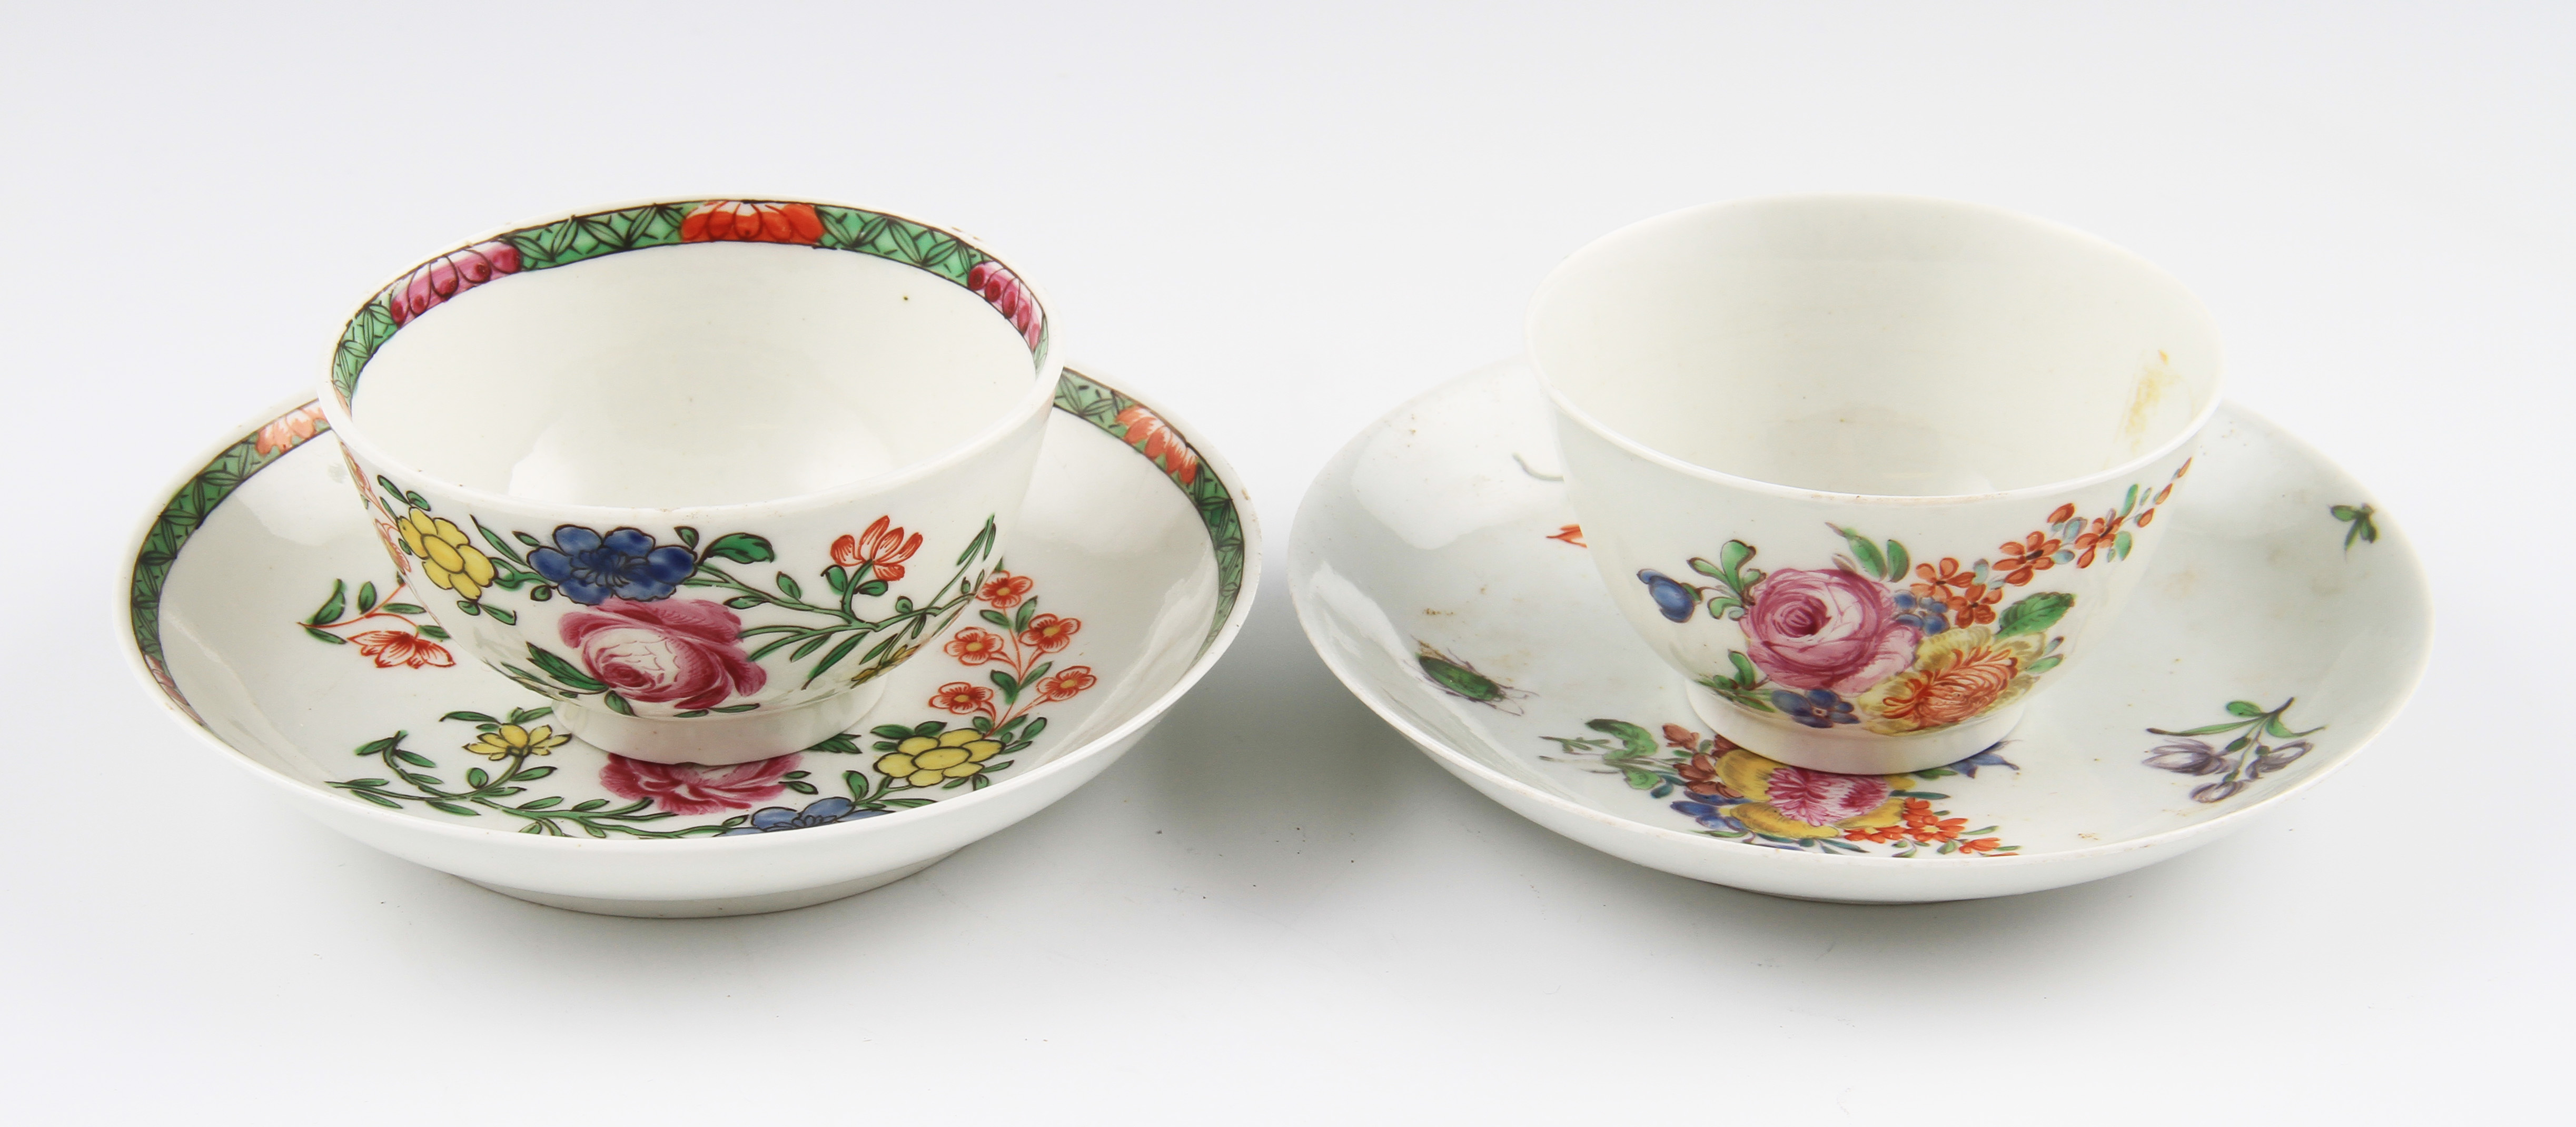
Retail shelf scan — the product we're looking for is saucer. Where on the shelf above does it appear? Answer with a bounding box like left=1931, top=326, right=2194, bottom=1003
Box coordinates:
left=123, top=366, right=1256, bottom=917
left=1289, top=359, right=2429, bottom=903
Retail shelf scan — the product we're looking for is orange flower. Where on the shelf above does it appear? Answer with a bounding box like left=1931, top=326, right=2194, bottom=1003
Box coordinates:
left=1955, top=837, right=2005, bottom=855
left=830, top=516, right=922, bottom=581
left=1844, top=824, right=1911, bottom=843
left=256, top=403, right=327, bottom=456
left=1018, top=614, right=1081, bottom=653
left=1114, top=405, right=1199, bottom=485
left=348, top=630, right=454, bottom=670
left=1035, top=665, right=1097, bottom=701
left=978, top=571, right=1034, bottom=609
left=1875, top=643, right=2019, bottom=728
left=1911, top=557, right=1973, bottom=600
left=2135, top=508, right=2156, bottom=527
left=929, top=681, right=994, bottom=714
left=943, top=627, right=1007, bottom=665
left=2069, top=511, right=2126, bottom=568
left=1948, top=581, right=2003, bottom=627
left=1675, top=752, right=1732, bottom=797
left=1993, top=532, right=2062, bottom=586
left=680, top=200, right=824, bottom=245
left=1547, top=525, right=1587, bottom=547
left=1661, top=723, right=1699, bottom=749
left=2048, top=502, right=2077, bottom=524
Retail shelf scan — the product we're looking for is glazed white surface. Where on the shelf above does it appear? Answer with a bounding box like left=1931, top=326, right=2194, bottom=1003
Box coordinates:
left=14, top=5, right=2559, bottom=1124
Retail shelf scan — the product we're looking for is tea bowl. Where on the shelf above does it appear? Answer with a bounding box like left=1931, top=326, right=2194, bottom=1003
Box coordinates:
left=1530, top=195, right=2224, bottom=773
left=321, top=197, right=1059, bottom=764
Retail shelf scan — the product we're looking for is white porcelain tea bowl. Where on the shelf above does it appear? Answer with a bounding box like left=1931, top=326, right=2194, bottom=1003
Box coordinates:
left=1531, top=195, right=2224, bottom=774
left=1291, top=360, right=2426, bottom=904
left=125, top=366, right=1255, bottom=917
left=322, top=197, right=1061, bottom=764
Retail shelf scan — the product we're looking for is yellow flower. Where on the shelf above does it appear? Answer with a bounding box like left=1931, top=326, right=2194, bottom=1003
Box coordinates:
left=874, top=727, right=1005, bottom=787
left=1712, top=747, right=1910, bottom=839
left=848, top=642, right=922, bottom=687
left=1858, top=626, right=2044, bottom=735
left=397, top=508, right=498, bottom=601
left=465, top=724, right=571, bottom=761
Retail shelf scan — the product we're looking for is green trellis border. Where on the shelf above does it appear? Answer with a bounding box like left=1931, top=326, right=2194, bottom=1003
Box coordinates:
left=330, top=200, right=1052, bottom=406
left=128, top=369, right=1244, bottom=724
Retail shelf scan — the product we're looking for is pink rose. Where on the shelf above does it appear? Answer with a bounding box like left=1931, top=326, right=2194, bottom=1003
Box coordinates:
left=1761, top=765, right=1895, bottom=826
left=559, top=597, right=766, bottom=711
left=1740, top=568, right=1919, bottom=695
left=599, top=754, right=800, bottom=815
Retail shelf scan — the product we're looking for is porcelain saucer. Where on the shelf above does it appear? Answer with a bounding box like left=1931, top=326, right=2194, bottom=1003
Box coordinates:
left=1290, top=359, right=2429, bottom=903
left=124, top=367, right=1256, bottom=917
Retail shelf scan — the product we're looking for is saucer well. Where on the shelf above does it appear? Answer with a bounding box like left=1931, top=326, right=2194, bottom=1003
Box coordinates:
left=123, top=367, right=1256, bottom=917
left=1290, top=359, right=2429, bottom=903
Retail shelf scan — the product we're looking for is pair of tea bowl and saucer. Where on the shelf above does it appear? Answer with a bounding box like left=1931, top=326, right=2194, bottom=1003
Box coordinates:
left=121, top=193, right=2428, bottom=915
left=1289, top=196, right=2431, bottom=903
left=124, top=198, right=1257, bottom=917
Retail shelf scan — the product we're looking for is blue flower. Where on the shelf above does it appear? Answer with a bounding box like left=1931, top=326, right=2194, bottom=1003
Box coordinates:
left=1891, top=590, right=1949, bottom=635
left=1944, top=745, right=2019, bottom=777
left=528, top=525, right=697, bottom=605
left=718, top=797, right=891, bottom=835
left=1771, top=687, right=1858, bottom=729
left=1637, top=569, right=1699, bottom=622
left=1670, top=798, right=1749, bottom=832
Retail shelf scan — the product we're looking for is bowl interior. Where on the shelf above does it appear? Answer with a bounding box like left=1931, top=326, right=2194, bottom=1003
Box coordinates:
left=342, top=203, right=1049, bottom=508
left=1530, top=196, right=2223, bottom=496
left=131, top=370, right=1249, bottom=841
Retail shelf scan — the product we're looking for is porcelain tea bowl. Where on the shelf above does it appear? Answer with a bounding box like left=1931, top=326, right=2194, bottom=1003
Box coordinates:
left=1530, top=195, right=2224, bottom=774
left=321, top=197, right=1058, bottom=765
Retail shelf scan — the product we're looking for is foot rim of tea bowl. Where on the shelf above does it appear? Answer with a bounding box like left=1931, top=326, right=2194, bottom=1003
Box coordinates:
left=554, top=681, right=888, bottom=766
left=464, top=851, right=956, bottom=918
left=1687, top=684, right=2028, bottom=775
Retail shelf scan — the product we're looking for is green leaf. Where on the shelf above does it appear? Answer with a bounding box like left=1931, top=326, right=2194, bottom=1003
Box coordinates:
left=356, top=581, right=379, bottom=613
left=1994, top=591, right=2075, bottom=638
left=441, top=711, right=499, bottom=724
left=602, top=692, right=634, bottom=716
left=980, top=609, right=1011, bottom=628
left=915, top=721, right=945, bottom=736
left=466, top=767, right=490, bottom=788
left=1021, top=716, right=1047, bottom=741
left=418, top=624, right=451, bottom=640
left=302, top=625, right=348, bottom=645
left=526, top=645, right=606, bottom=692
left=675, top=709, right=710, bottom=718
left=528, top=585, right=553, bottom=602
left=806, top=634, right=866, bottom=684
left=825, top=567, right=850, bottom=594
left=992, top=670, right=1021, bottom=695
left=342, top=778, right=390, bottom=788
left=1619, top=767, right=1661, bottom=790
left=2330, top=505, right=2359, bottom=520
left=1727, top=651, right=1761, bottom=688
left=354, top=734, right=404, bottom=757
left=674, top=525, right=699, bottom=549
left=427, top=801, right=478, bottom=816
left=1719, top=540, right=1753, bottom=581
left=2023, top=655, right=2064, bottom=675
left=354, top=792, right=403, bottom=809
left=726, top=596, right=764, bottom=609
left=790, top=633, right=834, bottom=660
left=712, top=704, right=759, bottom=714
left=2113, top=530, right=2133, bottom=560
left=1833, top=525, right=1888, bottom=580
left=308, top=579, right=347, bottom=626
left=1705, top=596, right=1740, bottom=621
left=514, top=530, right=546, bottom=548
left=2224, top=735, right=2252, bottom=753
left=394, top=749, right=436, bottom=767
left=871, top=725, right=917, bottom=740
left=1688, top=557, right=1727, bottom=580
left=1586, top=719, right=1657, bottom=758
left=2226, top=700, right=2266, bottom=717
left=1883, top=541, right=1910, bottom=584
left=573, top=798, right=609, bottom=812
left=508, top=706, right=553, bottom=724
left=785, top=780, right=819, bottom=795
left=457, top=599, right=482, bottom=616
left=483, top=604, right=518, bottom=626
left=2150, top=721, right=2254, bottom=737
left=702, top=532, right=775, bottom=564
left=857, top=580, right=889, bottom=597
left=381, top=602, right=425, bottom=615
left=517, top=766, right=554, bottom=781
left=776, top=572, right=804, bottom=600
left=519, top=796, right=563, bottom=810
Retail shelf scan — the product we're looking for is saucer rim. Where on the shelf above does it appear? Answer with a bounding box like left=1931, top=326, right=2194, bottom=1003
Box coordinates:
left=1289, top=364, right=2431, bottom=871
left=121, top=363, right=1262, bottom=854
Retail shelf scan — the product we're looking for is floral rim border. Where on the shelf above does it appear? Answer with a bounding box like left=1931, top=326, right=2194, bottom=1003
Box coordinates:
left=329, top=199, right=1051, bottom=407
left=126, top=368, right=1242, bottom=724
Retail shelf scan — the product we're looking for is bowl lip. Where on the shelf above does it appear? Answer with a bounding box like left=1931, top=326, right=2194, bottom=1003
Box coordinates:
left=122, top=363, right=1263, bottom=854
left=1525, top=192, right=2229, bottom=506
left=1287, top=367, right=2434, bottom=874
left=318, top=194, right=1064, bottom=520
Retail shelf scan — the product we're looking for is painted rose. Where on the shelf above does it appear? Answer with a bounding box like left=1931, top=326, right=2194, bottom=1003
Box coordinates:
left=1669, top=747, right=1908, bottom=841
left=599, top=753, right=800, bottom=816
left=1738, top=568, right=1918, bottom=695
left=558, top=597, right=766, bottom=711
left=385, top=240, right=521, bottom=325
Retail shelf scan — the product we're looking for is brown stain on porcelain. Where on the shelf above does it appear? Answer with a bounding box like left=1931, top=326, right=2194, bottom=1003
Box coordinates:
left=2119, top=350, right=2182, bottom=452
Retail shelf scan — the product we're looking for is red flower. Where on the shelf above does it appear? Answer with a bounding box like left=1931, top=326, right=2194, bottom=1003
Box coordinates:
left=256, top=403, right=327, bottom=456
left=1661, top=723, right=1700, bottom=749
left=1676, top=752, right=1731, bottom=797
left=1547, top=524, right=1586, bottom=547
left=679, top=200, right=824, bottom=245
left=1113, top=405, right=1199, bottom=485
left=1018, top=614, right=1081, bottom=654
left=599, top=753, right=800, bottom=816
left=964, top=260, right=1044, bottom=350
left=557, top=597, right=766, bottom=711
left=385, top=240, right=521, bottom=325
left=977, top=571, right=1034, bottom=609
left=943, top=627, right=1007, bottom=665
left=930, top=681, right=994, bottom=714
left=830, top=516, right=922, bottom=581
left=2069, top=512, right=2127, bottom=568
left=1035, top=665, right=1097, bottom=701
left=1956, top=837, right=2006, bottom=855
left=1993, top=532, right=2063, bottom=586
left=348, top=630, right=454, bottom=670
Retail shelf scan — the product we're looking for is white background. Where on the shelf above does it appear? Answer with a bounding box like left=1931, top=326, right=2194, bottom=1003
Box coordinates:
left=3, top=3, right=2563, bottom=1122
